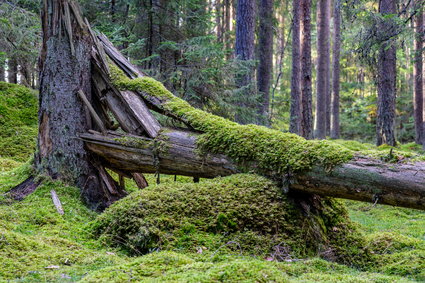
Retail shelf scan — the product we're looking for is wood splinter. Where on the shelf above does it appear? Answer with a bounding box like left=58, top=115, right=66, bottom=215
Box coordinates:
left=51, top=190, right=64, bottom=215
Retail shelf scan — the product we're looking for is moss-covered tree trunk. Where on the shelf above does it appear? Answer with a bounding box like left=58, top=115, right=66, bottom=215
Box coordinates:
left=35, top=0, right=123, bottom=210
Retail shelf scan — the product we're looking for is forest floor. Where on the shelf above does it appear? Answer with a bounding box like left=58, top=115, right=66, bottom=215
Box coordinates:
left=0, top=82, right=424, bottom=282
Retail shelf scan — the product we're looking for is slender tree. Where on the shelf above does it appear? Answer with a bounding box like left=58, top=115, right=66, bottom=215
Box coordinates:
left=330, top=0, right=341, bottom=139
left=235, top=0, right=256, bottom=124
left=301, top=0, right=313, bottom=139
left=290, top=0, right=301, bottom=134
left=257, top=0, right=273, bottom=125
left=376, top=0, right=397, bottom=146
left=414, top=2, right=423, bottom=144
left=0, top=60, right=4, bottom=82
left=8, top=58, right=18, bottom=84
left=314, top=0, right=331, bottom=139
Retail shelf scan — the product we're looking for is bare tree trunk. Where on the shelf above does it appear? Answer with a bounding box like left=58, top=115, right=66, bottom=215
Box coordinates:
left=414, top=2, right=423, bottom=145
left=224, top=0, right=232, bottom=57
left=314, top=0, right=330, bottom=139
left=0, top=60, right=5, bottom=82
left=257, top=0, right=273, bottom=125
left=235, top=0, right=256, bottom=124
left=290, top=0, right=301, bottom=134
left=377, top=0, right=397, bottom=146
left=300, top=0, right=313, bottom=139
left=216, top=0, right=222, bottom=42
left=36, top=0, right=124, bottom=210
left=330, top=0, right=341, bottom=139
left=8, top=58, right=18, bottom=84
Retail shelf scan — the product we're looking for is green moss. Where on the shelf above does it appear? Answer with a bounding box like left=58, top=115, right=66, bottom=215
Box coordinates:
left=81, top=251, right=412, bottom=283
left=110, top=65, right=353, bottom=175
left=0, top=82, right=38, bottom=163
left=90, top=174, right=370, bottom=266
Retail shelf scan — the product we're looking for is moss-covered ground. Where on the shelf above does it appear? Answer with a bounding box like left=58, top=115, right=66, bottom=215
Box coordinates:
left=0, top=83, right=424, bottom=282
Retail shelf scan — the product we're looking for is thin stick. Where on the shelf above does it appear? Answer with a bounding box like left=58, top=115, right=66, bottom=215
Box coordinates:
left=50, top=190, right=64, bottom=215
left=77, top=90, right=107, bottom=134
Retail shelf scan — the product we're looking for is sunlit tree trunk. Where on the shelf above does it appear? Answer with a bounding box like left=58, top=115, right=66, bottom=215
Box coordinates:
left=330, top=0, right=341, bottom=139
left=414, top=2, right=423, bottom=145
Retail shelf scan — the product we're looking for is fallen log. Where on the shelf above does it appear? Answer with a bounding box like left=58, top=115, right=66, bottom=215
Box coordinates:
left=80, top=131, right=425, bottom=210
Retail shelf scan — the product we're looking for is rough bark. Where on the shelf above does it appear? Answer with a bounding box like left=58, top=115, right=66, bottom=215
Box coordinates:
left=8, top=58, right=18, bottom=84
left=300, top=0, right=313, bottom=139
left=257, top=0, right=273, bottom=125
left=290, top=0, right=301, bottom=134
left=235, top=0, right=256, bottom=124
left=81, top=130, right=425, bottom=211
left=414, top=2, right=423, bottom=145
left=376, top=0, right=397, bottom=146
left=0, top=60, right=5, bottom=82
left=35, top=0, right=125, bottom=210
left=330, top=0, right=341, bottom=139
left=314, top=0, right=331, bottom=139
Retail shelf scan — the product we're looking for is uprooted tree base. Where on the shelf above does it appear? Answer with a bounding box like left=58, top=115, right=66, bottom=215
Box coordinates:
left=13, top=0, right=425, bottom=212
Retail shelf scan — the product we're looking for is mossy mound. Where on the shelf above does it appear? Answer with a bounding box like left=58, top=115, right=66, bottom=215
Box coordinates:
left=91, top=174, right=370, bottom=266
left=0, top=82, right=38, bottom=162
left=81, top=251, right=412, bottom=283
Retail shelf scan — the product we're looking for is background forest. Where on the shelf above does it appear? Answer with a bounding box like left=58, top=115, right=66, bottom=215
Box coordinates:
left=1, top=0, right=424, bottom=145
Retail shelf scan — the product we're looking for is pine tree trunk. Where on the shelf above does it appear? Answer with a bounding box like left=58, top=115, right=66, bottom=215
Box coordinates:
left=414, top=2, right=423, bottom=145
left=290, top=0, right=301, bottom=134
left=300, top=0, right=313, bottom=139
left=330, top=0, right=341, bottom=139
left=8, top=58, right=18, bottom=84
left=314, top=0, right=330, bottom=139
left=235, top=0, right=256, bottom=124
left=0, top=60, right=5, bottom=82
left=257, top=0, right=273, bottom=125
left=35, top=0, right=124, bottom=210
left=376, top=0, right=397, bottom=146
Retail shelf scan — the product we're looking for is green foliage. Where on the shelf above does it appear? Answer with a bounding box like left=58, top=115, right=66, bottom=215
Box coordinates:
left=110, top=65, right=353, bottom=174
left=0, top=82, right=38, bottom=162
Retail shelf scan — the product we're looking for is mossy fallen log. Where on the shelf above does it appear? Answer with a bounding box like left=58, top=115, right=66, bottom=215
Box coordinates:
left=81, top=131, right=425, bottom=210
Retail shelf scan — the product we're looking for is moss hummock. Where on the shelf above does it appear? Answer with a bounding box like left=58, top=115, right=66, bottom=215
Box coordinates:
left=109, top=65, right=353, bottom=175
left=90, top=174, right=370, bottom=265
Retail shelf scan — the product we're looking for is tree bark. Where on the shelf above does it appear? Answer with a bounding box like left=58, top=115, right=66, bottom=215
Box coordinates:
left=290, top=0, right=301, bottom=134
left=0, top=60, right=5, bottom=82
left=414, top=2, right=423, bottom=145
left=330, top=0, right=341, bottom=139
left=35, top=0, right=125, bottom=210
left=257, top=0, right=273, bottom=125
left=81, top=130, right=425, bottom=211
left=376, top=0, right=397, bottom=146
left=300, top=0, right=313, bottom=139
left=8, top=58, right=18, bottom=84
left=314, top=0, right=331, bottom=139
left=235, top=0, right=256, bottom=124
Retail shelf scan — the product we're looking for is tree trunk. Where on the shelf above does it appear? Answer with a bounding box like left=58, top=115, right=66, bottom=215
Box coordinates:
left=234, top=0, right=256, bottom=124
left=414, top=2, right=423, bottom=145
left=290, top=0, right=301, bottom=134
left=8, top=58, right=18, bottom=84
left=0, top=60, right=5, bottom=82
left=35, top=0, right=124, bottom=210
left=376, top=0, right=397, bottom=146
left=314, top=0, right=331, bottom=139
left=257, top=0, right=273, bottom=125
left=300, top=0, right=313, bottom=139
left=330, top=0, right=341, bottom=139
left=81, top=130, right=425, bottom=211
